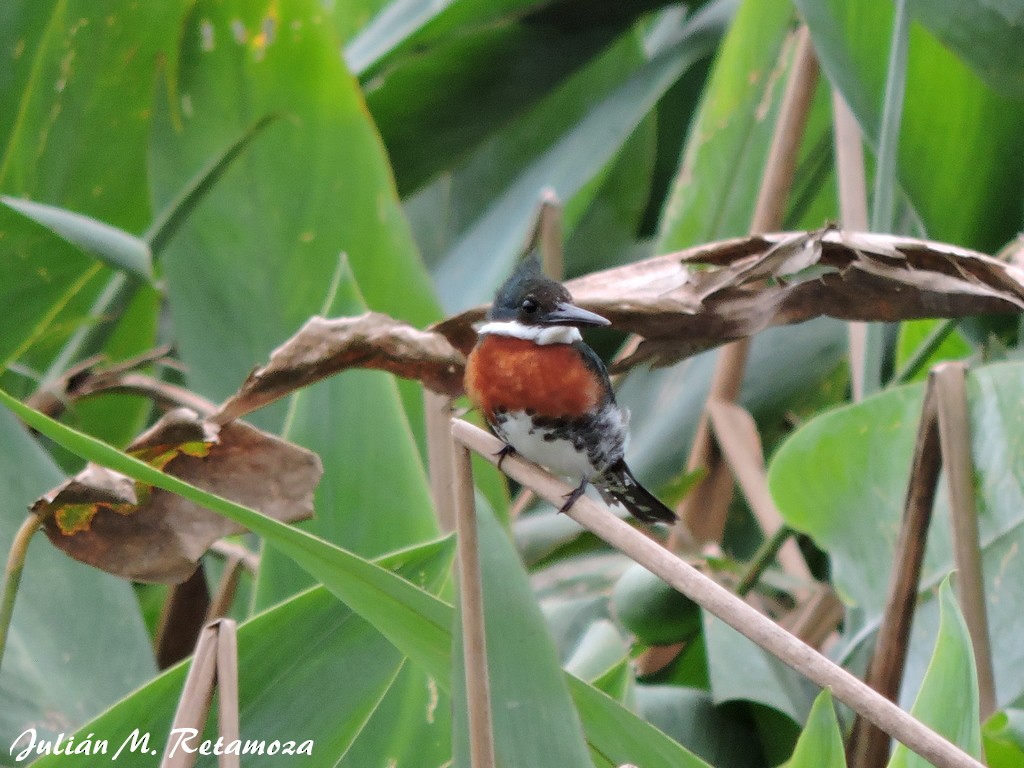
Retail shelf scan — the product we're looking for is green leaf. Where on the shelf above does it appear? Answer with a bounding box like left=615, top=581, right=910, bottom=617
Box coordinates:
left=362, top=1, right=671, bottom=195
left=887, top=578, right=983, bottom=767
left=656, top=0, right=796, bottom=250
left=704, top=610, right=816, bottom=724
left=253, top=261, right=439, bottom=607
left=910, top=1, right=1024, bottom=99
left=895, top=319, right=972, bottom=383
left=432, top=25, right=719, bottom=313
left=796, top=0, right=1024, bottom=252
left=768, top=361, right=1024, bottom=706
left=1, top=1, right=185, bottom=230
left=0, top=389, right=712, bottom=767
left=983, top=709, right=1024, bottom=768
left=570, top=680, right=713, bottom=768
left=0, top=208, right=97, bottom=371
left=143, top=114, right=280, bottom=258
left=1, top=197, right=152, bottom=280
left=0, top=409, right=155, bottom=749
left=28, top=538, right=455, bottom=768
left=150, top=0, right=439, bottom=417
left=784, top=689, right=846, bottom=768
left=0, top=386, right=453, bottom=685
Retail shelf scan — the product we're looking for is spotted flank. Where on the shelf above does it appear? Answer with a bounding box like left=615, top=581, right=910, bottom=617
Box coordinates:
left=490, top=406, right=628, bottom=481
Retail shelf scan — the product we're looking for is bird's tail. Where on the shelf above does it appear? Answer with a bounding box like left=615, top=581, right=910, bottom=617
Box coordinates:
left=596, top=459, right=677, bottom=524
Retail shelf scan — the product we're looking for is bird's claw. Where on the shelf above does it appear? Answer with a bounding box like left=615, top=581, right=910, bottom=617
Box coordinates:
left=495, top=444, right=516, bottom=471
left=558, top=478, right=589, bottom=515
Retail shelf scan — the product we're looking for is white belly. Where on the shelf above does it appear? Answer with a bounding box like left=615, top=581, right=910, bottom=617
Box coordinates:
left=495, top=411, right=596, bottom=481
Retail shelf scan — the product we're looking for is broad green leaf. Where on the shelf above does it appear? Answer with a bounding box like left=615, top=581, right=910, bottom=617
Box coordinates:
left=910, top=1, right=1024, bottom=99
left=0, top=409, right=154, bottom=749
left=362, top=1, right=670, bottom=195
left=407, top=31, right=647, bottom=269
left=1, top=197, right=151, bottom=280
left=895, top=319, right=973, bottom=383
left=432, top=24, right=720, bottom=313
left=656, top=0, right=796, bottom=250
left=783, top=689, right=846, bottom=768
left=0, top=2, right=185, bottom=230
left=796, top=0, right=1024, bottom=252
left=337, top=662, right=452, bottom=768
left=28, top=538, right=454, bottom=768
left=0, top=390, right=712, bottom=767
left=452, top=505, right=592, bottom=768
left=768, top=361, right=1024, bottom=706
left=633, top=684, right=765, bottom=768
left=0, top=386, right=453, bottom=685
left=150, top=0, right=439, bottom=419
left=254, top=263, right=438, bottom=606
left=887, top=578, right=983, bottom=768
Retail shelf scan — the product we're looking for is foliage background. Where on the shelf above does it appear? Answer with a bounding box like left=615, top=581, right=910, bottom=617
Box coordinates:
left=1, top=0, right=1023, bottom=766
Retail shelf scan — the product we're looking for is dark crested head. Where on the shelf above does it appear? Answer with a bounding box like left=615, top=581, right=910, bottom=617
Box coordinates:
left=489, top=253, right=610, bottom=328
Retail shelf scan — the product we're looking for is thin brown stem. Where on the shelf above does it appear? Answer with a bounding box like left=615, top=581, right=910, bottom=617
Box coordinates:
left=424, top=389, right=457, bottom=532
left=849, top=376, right=941, bottom=768
left=708, top=399, right=812, bottom=584
left=452, top=441, right=497, bottom=768
left=453, top=419, right=983, bottom=768
left=933, top=362, right=996, bottom=719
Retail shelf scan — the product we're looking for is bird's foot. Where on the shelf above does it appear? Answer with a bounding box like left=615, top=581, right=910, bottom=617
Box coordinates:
left=494, top=444, right=516, bottom=471
left=558, top=477, right=589, bottom=515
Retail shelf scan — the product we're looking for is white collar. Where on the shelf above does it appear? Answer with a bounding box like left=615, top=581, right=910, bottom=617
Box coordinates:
left=477, top=320, right=582, bottom=345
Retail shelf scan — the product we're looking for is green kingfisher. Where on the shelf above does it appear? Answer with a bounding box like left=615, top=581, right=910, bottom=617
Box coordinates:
left=464, top=255, right=677, bottom=524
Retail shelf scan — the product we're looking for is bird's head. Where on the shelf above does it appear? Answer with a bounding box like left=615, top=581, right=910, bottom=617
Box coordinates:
left=488, top=253, right=609, bottom=329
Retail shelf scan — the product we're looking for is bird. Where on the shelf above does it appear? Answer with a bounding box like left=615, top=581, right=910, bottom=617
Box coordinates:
left=464, top=254, right=677, bottom=524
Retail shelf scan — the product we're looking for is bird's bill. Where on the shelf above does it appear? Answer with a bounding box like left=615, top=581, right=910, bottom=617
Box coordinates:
left=543, top=301, right=611, bottom=328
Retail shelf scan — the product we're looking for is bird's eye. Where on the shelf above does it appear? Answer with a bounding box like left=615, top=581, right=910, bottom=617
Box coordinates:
left=521, top=298, right=539, bottom=314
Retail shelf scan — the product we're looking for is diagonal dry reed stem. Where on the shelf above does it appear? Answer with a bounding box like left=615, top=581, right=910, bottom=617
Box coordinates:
left=452, top=418, right=984, bottom=768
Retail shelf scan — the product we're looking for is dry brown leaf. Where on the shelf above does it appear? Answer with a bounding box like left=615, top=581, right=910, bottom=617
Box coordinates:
left=215, top=313, right=465, bottom=423
left=435, top=228, right=1024, bottom=368
left=34, top=408, right=321, bottom=583
left=203, top=230, right=1024, bottom=415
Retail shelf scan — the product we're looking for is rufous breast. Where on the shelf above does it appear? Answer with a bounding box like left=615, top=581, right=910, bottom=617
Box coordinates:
left=465, top=335, right=603, bottom=419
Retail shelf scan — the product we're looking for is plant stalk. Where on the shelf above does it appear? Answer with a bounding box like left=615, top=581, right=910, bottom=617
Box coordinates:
left=0, top=513, right=43, bottom=670
left=453, top=419, right=984, bottom=768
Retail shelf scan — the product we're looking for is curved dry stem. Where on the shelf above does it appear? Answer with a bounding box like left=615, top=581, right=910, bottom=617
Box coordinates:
left=0, top=513, right=43, bottom=669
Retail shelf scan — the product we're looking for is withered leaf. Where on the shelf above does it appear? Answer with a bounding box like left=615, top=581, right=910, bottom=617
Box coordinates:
left=204, top=230, right=1024, bottom=415
left=215, top=313, right=466, bottom=423
left=35, top=409, right=321, bottom=583
left=435, top=228, right=1024, bottom=368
